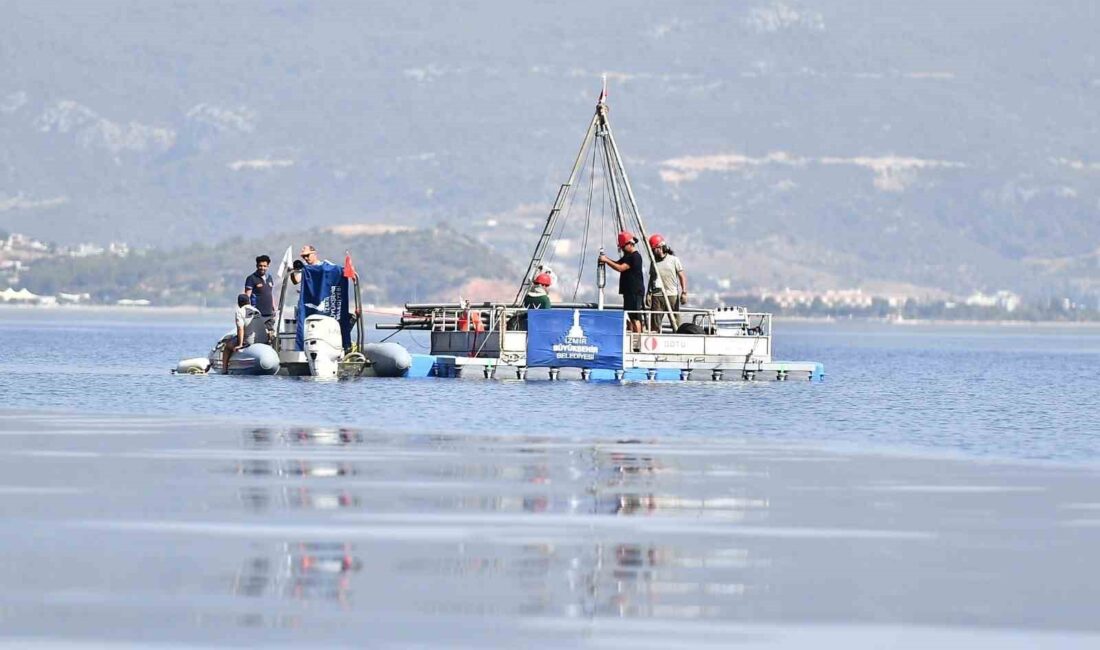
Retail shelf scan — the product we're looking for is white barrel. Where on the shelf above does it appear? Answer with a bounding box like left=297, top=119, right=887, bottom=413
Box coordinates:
left=175, top=357, right=211, bottom=374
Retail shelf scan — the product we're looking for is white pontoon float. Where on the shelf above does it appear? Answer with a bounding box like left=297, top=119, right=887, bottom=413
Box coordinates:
left=381, top=84, right=823, bottom=382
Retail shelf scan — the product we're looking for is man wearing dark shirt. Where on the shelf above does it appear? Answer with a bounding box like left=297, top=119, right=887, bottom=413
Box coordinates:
left=243, top=255, right=276, bottom=317
left=598, top=231, right=646, bottom=333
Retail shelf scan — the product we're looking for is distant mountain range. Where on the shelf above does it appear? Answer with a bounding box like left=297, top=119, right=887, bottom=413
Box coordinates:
left=1, top=0, right=1097, bottom=301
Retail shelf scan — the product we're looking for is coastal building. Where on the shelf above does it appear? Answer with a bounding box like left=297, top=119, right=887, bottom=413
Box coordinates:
left=1, top=233, right=49, bottom=252
left=759, top=288, right=879, bottom=309
left=965, top=290, right=1021, bottom=312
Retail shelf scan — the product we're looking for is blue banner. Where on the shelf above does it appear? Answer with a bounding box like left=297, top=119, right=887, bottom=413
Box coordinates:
left=526, top=309, right=624, bottom=369
left=296, top=262, right=351, bottom=350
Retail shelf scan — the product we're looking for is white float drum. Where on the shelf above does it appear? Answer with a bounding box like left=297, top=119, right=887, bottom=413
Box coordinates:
left=175, top=357, right=211, bottom=374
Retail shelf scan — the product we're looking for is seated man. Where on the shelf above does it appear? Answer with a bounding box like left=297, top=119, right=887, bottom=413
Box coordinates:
left=221, top=293, right=263, bottom=374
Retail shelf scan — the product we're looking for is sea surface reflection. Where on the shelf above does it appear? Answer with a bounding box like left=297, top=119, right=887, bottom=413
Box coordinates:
left=220, top=424, right=771, bottom=621
left=2, top=412, right=1100, bottom=647
left=233, top=542, right=361, bottom=605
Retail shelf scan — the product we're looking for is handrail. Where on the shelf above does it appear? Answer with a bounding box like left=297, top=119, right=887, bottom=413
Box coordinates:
left=409, top=305, right=771, bottom=337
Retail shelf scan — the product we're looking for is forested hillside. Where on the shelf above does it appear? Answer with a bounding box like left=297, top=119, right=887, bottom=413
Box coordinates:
left=18, top=227, right=516, bottom=306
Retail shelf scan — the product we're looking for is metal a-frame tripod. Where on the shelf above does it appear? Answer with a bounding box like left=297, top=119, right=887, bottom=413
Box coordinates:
left=513, top=79, right=677, bottom=328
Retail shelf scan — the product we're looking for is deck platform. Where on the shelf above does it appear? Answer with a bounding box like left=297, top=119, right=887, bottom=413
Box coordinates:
left=418, top=354, right=823, bottom=382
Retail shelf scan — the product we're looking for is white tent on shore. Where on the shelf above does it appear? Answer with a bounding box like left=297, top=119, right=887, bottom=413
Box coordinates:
left=0, top=287, right=40, bottom=302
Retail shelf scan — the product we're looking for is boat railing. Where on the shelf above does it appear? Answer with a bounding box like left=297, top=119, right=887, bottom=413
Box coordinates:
left=382, top=304, right=771, bottom=338
left=626, top=309, right=771, bottom=337
left=380, top=304, right=507, bottom=332
left=430, top=307, right=494, bottom=333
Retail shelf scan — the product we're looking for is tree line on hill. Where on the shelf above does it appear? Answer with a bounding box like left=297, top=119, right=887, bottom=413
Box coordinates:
left=17, top=227, right=516, bottom=307
left=729, top=295, right=1099, bottom=322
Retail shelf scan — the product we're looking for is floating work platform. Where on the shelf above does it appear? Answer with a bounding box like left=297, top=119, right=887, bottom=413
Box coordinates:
left=376, top=87, right=824, bottom=385
left=387, top=306, right=824, bottom=383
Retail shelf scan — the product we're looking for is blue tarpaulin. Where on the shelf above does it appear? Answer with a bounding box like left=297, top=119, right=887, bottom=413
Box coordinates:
left=526, top=309, right=624, bottom=369
left=296, top=262, right=351, bottom=350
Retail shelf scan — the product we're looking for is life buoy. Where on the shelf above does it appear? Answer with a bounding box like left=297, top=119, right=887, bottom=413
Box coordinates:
left=457, top=311, right=484, bottom=332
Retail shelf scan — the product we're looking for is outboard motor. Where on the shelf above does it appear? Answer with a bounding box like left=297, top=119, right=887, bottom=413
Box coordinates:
left=303, top=314, right=344, bottom=378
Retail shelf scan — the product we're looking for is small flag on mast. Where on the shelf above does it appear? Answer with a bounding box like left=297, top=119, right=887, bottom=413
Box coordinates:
left=343, top=251, right=357, bottom=279
left=599, top=73, right=607, bottom=103
left=275, top=245, right=293, bottom=281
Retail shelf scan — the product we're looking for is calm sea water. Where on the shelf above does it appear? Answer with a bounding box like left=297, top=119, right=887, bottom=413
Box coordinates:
left=3, top=307, right=1100, bottom=647
left=1, top=307, right=1098, bottom=462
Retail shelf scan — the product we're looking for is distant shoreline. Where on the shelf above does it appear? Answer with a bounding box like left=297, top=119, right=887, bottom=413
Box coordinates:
left=777, top=315, right=1100, bottom=328
left=0, top=303, right=222, bottom=316
left=3, top=302, right=1098, bottom=328
left=0, top=302, right=408, bottom=320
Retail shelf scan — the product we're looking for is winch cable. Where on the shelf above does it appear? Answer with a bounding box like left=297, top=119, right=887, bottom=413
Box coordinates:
left=601, top=146, right=612, bottom=253
left=485, top=145, right=595, bottom=361
left=492, top=141, right=601, bottom=361
left=597, top=137, right=612, bottom=233
left=607, top=142, right=616, bottom=251
left=373, top=326, right=426, bottom=352
left=601, top=135, right=629, bottom=234
left=478, top=158, right=591, bottom=358
left=403, top=330, right=428, bottom=350
left=612, top=143, right=629, bottom=231
left=587, top=137, right=611, bottom=267
left=543, top=141, right=591, bottom=271
left=573, top=141, right=599, bottom=301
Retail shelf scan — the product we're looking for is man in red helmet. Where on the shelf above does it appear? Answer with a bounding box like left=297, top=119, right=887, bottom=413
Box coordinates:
left=598, top=231, right=646, bottom=333
left=523, top=272, right=553, bottom=309
left=647, top=233, right=688, bottom=332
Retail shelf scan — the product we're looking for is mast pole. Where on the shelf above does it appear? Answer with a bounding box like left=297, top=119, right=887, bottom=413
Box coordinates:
left=599, top=136, right=627, bottom=234
left=596, top=117, right=627, bottom=233
left=272, top=246, right=294, bottom=352
left=602, top=114, right=676, bottom=328
left=513, top=111, right=601, bottom=305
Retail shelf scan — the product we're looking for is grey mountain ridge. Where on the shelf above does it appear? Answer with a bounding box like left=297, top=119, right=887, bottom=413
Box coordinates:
left=1, top=0, right=1097, bottom=299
